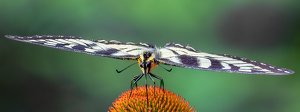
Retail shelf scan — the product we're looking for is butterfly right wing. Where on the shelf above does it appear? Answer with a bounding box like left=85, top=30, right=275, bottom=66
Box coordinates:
left=156, top=42, right=294, bottom=75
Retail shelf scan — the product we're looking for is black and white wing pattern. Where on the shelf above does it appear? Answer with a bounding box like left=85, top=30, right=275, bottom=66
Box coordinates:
left=5, top=35, right=294, bottom=75
left=5, top=35, right=154, bottom=60
left=157, top=42, right=294, bottom=75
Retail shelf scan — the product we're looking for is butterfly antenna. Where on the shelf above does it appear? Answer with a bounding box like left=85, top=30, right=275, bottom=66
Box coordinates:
left=158, top=65, right=172, bottom=72
left=116, top=62, right=138, bottom=73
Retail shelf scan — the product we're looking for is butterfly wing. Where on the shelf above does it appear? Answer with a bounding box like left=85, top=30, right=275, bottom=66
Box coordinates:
left=5, top=35, right=153, bottom=60
left=157, top=42, right=294, bottom=75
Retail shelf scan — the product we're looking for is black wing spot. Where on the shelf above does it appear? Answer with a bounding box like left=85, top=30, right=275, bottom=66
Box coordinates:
left=228, top=64, right=240, bottom=71
left=72, top=45, right=87, bottom=50
left=208, top=59, right=223, bottom=69
left=55, top=43, right=69, bottom=47
left=178, top=55, right=198, bottom=66
left=251, top=70, right=266, bottom=73
left=95, top=48, right=119, bottom=55
left=33, top=41, right=46, bottom=45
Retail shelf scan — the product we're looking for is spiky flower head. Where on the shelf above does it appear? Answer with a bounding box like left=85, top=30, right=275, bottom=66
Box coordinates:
left=109, top=86, right=197, bottom=112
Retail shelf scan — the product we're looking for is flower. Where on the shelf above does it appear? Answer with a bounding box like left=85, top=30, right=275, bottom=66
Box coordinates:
left=109, top=86, right=197, bottom=112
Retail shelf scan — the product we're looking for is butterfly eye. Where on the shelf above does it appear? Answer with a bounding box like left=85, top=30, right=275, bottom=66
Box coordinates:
left=143, top=52, right=152, bottom=58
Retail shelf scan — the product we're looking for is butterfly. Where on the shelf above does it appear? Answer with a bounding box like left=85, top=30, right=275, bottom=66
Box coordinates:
left=5, top=35, right=294, bottom=101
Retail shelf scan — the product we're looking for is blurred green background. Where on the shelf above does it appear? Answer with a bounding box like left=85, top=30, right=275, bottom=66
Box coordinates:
left=0, top=1, right=299, bottom=112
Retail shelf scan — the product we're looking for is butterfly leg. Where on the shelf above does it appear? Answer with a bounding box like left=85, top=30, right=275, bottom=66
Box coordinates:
left=131, top=74, right=142, bottom=88
left=148, top=74, right=156, bottom=98
left=149, top=73, right=164, bottom=92
left=145, top=73, right=148, bottom=107
left=129, top=74, right=144, bottom=99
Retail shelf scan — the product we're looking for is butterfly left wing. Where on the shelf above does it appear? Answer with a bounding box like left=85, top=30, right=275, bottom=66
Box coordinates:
left=156, top=42, right=294, bottom=75
left=5, top=35, right=153, bottom=60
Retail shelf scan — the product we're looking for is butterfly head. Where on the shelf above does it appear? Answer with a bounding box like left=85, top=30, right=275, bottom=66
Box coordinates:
left=138, top=51, right=159, bottom=74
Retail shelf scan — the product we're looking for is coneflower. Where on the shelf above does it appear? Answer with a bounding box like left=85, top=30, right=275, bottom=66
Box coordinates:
left=109, top=86, right=197, bottom=112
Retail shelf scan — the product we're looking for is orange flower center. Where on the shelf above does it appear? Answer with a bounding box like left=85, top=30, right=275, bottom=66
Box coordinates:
left=109, top=86, right=197, bottom=112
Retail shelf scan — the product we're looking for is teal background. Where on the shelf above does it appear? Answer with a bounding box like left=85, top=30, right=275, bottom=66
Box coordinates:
left=0, top=1, right=299, bottom=112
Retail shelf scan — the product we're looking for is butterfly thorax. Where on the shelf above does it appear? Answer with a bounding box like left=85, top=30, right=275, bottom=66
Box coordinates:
left=138, top=51, right=159, bottom=74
